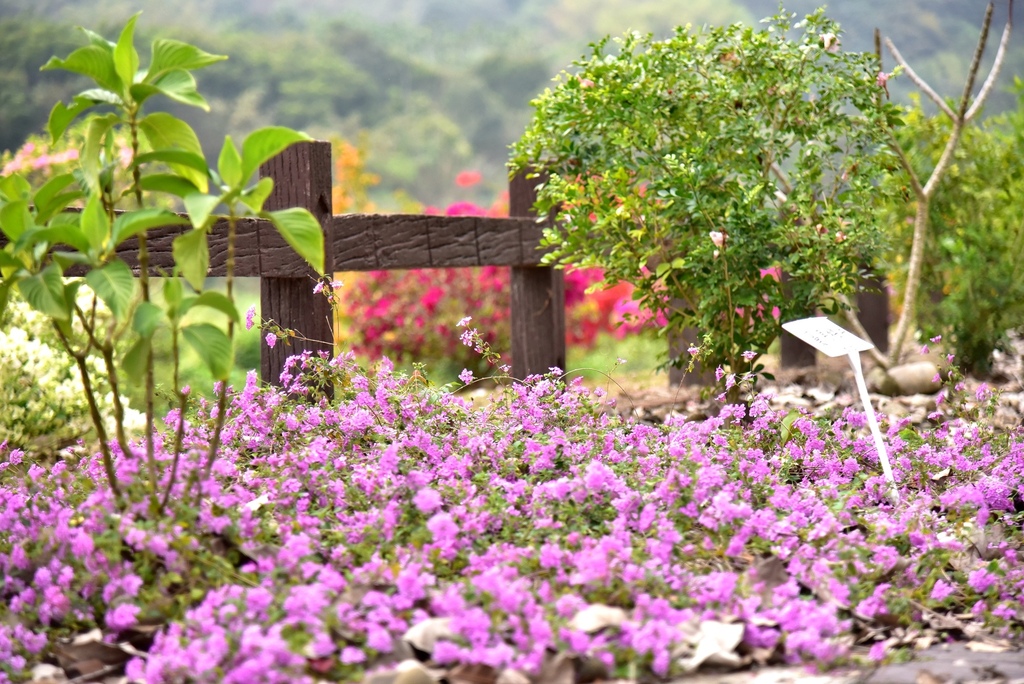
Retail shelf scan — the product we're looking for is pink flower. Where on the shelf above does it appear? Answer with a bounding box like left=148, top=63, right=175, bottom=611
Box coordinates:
left=455, top=170, right=483, bottom=187
left=709, top=230, right=725, bottom=248
left=245, top=305, right=256, bottom=331
left=265, top=332, right=277, bottom=348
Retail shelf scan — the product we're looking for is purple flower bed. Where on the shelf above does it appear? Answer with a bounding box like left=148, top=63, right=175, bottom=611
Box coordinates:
left=1, top=353, right=1022, bottom=683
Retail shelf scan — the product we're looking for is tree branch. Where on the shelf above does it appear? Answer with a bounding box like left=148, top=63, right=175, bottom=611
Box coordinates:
left=967, top=1, right=1013, bottom=121
left=885, top=38, right=956, bottom=120
left=770, top=162, right=792, bottom=195
left=956, top=3, right=994, bottom=120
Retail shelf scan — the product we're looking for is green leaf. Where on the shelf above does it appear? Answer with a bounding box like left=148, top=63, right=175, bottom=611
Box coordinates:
left=85, top=259, right=136, bottom=320
left=30, top=225, right=91, bottom=254
left=82, top=115, right=118, bottom=195
left=184, top=193, right=221, bottom=231
left=181, top=322, right=233, bottom=380
left=263, top=207, right=324, bottom=273
left=138, top=69, right=210, bottom=110
left=238, top=176, right=274, bottom=213
left=0, top=201, right=34, bottom=243
left=217, top=136, right=243, bottom=189
left=112, top=208, right=189, bottom=245
left=188, top=291, right=240, bottom=323
left=241, top=127, right=311, bottom=181
left=81, top=194, right=111, bottom=253
left=0, top=281, right=9, bottom=323
left=33, top=173, right=79, bottom=221
left=0, top=174, right=32, bottom=201
left=133, top=301, right=164, bottom=337
left=122, top=337, right=151, bottom=382
left=138, top=174, right=201, bottom=199
left=113, top=14, right=141, bottom=93
left=145, top=38, right=227, bottom=83
left=0, top=250, right=21, bottom=269
left=172, top=229, right=209, bottom=291
left=47, top=96, right=95, bottom=143
left=17, top=263, right=70, bottom=320
left=138, top=112, right=208, bottom=192
left=162, top=276, right=184, bottom=315
left=41, top=45, right=120, bottom=94
left=51, top=251, right=92, bottom=271
left=134, top=149, right=209, bottom=174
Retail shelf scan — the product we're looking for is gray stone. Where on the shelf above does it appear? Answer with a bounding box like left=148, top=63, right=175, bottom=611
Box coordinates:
left=866, top=367, right=901, bottom=396
left=888, top=361, right=942, bottom=396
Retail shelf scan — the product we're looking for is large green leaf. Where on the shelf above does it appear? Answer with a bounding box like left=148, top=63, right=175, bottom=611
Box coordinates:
left=134, top=149, right=209, bottom=174
left=82, top=115, right=118, bottom=195
left=138, top=174, right=200, bottom=199
left=184, top=193, right=221, bottom=231
left=181, top=322, right=233, bottom=380
left=47, top=96, right=95, bottom=142
left=183, top=291, right=240, bottom=324
left=172, top=229, right=209, bottom=291
left=0, top=173, right=32, bottom=201
left=122, top=337, right=151, bottom=382
left=0, top=201, right=33, bottom=243
left=30, top=225, right=91, bottom=254
left=85, top=259, right=136, bottom=321
left=145, top=39, right=226, bottom=83
left=81, top=194, right=111, bottom=253
left=33, top=173, right=80, bottom=222
left=217, top=136, right=243, bottom=189
left=263, top=208, right=325, bottom=273
left=132, top=301, right=164, bottom=337
left=113, top=14, right=140, bottom=93
left=238, top=177, right=274, bottom=213
left=138, top=113, right=208, bottom=192
left=41, top=44, right=120, bottom=94
left=241, top=127, right=311, bottom=181
left=112, top=208, right=189, bottom=245
left=17, top=263, right=70, bottom=321
left=137, top=69, right=210, bottom=110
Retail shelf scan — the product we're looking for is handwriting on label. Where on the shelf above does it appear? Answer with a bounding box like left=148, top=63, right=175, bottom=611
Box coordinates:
left=781, top=317, right=875, bottom=358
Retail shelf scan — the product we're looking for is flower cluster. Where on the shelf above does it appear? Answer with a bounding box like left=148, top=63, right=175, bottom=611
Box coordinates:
left=1, top=355, right=1022, bottom=682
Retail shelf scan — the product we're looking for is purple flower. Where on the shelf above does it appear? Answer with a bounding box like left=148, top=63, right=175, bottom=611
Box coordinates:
left=245, top=305, right=257, bottom=330
left=459, top=368, right=474, bottom=384
left=265, top=332, right=277, bottom=348
left=930, top=580, right=955, bottom=602
left=105, top=603, right=140, bottom=632
left=414, top=488, right=443, bottom=514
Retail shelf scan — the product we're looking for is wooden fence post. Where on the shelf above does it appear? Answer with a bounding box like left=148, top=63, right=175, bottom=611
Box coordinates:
left=258, top=141, right=334, bottom=386
left=509, top=171, right=565, bottom=379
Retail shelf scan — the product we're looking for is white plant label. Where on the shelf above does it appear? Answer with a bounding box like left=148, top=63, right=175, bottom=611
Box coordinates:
left=781, top=316, right=875, bottom=358
left=781, top=317, right=900, bottom=504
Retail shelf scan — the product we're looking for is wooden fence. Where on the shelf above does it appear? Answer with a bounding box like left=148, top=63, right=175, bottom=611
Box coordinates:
left=5, top=140, right=890, bottom=387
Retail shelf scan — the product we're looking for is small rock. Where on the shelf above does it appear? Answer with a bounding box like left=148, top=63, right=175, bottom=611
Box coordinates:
left=888, top=361, right=941, bottom=396
left=805, top=386, right=835, bottom=402
left=903, top=393, right=938, bottom=410
left=866, top=366, right=900, bottom=396
left=393, top=662, right=435, bottom=684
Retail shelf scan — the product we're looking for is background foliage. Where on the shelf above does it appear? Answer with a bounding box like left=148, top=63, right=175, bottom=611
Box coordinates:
left=1, top=0, right=1020, bottom=209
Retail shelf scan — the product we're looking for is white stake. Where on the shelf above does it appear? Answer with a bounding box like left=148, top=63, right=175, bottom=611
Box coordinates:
left=781, top=317, right=900, bottom=504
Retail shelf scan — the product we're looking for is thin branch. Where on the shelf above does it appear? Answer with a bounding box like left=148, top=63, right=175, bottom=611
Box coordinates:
left=769, top=162, right=792, bottom=195
left=967, top=1, right=1013, bottom=121
left=886, top=128, right=926, bottom=201
left=956, top=3, right=994, bottom=120
left=885, top=38, right=956, bottom=120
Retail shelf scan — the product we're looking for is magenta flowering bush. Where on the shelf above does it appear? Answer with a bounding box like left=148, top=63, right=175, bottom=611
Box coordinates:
left=1, top=350, right=1023, bottom=682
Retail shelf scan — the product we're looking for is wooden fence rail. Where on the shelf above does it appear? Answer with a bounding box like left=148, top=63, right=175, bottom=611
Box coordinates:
left=4, top=140, right=889, bottom=387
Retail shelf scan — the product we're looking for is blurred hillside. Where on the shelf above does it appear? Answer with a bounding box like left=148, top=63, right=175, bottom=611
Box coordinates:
left=0, top=0, right=1018, bottom=208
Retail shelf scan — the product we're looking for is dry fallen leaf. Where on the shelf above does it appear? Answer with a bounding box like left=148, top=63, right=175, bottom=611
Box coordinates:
left=681, top=621, right=746, bottom=672
left=402, top=617, right=454, bottom=657
left=964, top=640, right=1012, bottom=653
left=568, top=604, right=627, bottom=634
